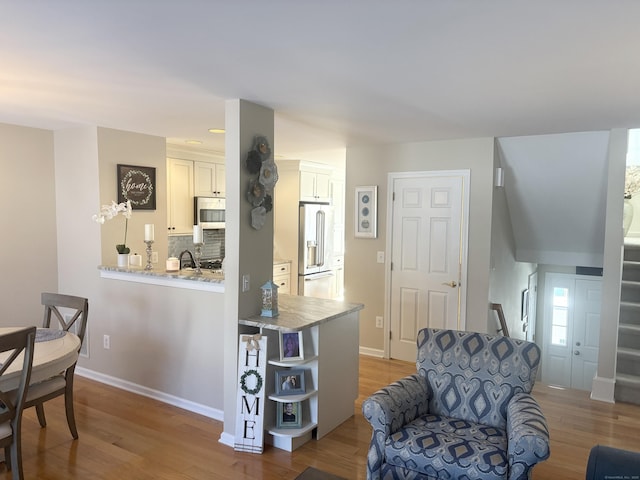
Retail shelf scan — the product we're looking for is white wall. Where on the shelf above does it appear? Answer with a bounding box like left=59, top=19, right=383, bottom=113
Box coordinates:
left=345, top=137, right=495, bottom=352
left=489, top=147, right=537, bottom=340
left=0, top=123, right=58, bottom=325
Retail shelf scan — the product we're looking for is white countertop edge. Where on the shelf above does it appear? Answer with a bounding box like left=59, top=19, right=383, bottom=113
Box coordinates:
left=99, top=270, right=225, bottom=293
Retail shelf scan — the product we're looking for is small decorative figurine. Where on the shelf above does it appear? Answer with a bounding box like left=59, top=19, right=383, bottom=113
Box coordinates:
left=261, top=280, right=279, bottom=317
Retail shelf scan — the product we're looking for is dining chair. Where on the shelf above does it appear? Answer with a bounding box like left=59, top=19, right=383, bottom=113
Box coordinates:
left=23, top=292, right=88, bottom=439
left=0, top=326, right=36, bottom=480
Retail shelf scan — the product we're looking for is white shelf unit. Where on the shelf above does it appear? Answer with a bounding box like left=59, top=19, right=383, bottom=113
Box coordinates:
left=255, top=312, right=358, bottom=452
left=266, top=336, right=319, bottom=452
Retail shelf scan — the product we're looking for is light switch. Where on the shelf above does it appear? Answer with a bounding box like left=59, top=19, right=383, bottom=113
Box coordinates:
left=377, top=251, right=385, bottom=263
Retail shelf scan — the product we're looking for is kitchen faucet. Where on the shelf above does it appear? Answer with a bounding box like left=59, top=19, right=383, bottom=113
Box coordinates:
left=179, top=250, right=195, bottom=269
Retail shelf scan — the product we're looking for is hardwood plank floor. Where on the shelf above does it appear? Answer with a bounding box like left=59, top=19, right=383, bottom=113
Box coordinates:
left=3, top=356, right=639, bottom=479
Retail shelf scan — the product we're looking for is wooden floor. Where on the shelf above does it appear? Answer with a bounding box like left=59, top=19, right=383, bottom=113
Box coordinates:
left=4, top=355, right=640, bottom=479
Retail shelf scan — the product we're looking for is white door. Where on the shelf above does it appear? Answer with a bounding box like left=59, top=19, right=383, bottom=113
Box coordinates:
left=542, top=273, right=601, bottom=390
left=571, top=279, right=601, bottom=390
left=388, top=171, right=469, bottom=362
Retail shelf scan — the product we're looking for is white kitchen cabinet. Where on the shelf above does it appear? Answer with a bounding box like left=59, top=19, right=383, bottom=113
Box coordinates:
left=273, top=260, right=291, bottom=295
left=300, top=169, right=331, bottom=203
left=194, top=161, right=225, bottom=197
left=167, top=158, right=194, bottom=235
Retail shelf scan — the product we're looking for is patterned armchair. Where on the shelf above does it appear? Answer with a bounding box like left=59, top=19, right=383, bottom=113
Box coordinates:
left=362, top=328, right=550, bottom=480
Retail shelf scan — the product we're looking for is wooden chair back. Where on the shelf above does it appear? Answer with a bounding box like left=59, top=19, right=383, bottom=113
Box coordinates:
left=41, top=293, right=89, bottom=346
left=0, top=327, right=37, bottom=424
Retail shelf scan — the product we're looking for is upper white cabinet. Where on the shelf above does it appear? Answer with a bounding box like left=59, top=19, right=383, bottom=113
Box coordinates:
left=194, top=161, right=225, bottom=197
left=167, top=158, right=194, bottom=235
left=299, top=166, right=331, bottom=203
left=166, top=145, right=225, bottom=236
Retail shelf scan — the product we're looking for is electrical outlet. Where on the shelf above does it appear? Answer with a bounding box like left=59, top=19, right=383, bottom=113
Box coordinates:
left=376, top=316, right=383, bottom=328
left=103, top=334, right=110, bottom=349
left=377, top=251, right=385, bottom=263
left=242, top=274, right=250, bottom=292
left=152, top=252, right=158, bottom=263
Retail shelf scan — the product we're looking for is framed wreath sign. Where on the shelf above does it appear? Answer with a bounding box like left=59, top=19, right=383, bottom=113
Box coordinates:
left=117, top=164, right=156, bottom=210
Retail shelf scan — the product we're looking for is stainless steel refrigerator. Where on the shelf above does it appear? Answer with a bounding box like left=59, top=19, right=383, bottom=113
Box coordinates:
left=298, top=202, right=334, bottom=299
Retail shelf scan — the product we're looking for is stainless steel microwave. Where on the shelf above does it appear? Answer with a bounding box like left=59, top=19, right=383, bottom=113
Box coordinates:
left=194, top=196, right=225, bottom=229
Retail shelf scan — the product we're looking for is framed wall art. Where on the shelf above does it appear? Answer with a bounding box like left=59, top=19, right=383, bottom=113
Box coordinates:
left=277, top=401, right=302, bottom=429
left=355, top=186, right=377, bottom=238
left=117, top=164, right=156, bottom=210
left=279, top=331, right=304, bottom=362
left=275, top=369, right=306, bottom=396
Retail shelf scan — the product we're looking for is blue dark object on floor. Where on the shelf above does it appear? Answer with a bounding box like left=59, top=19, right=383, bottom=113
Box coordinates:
left=586, top=445, right=640, bottom=479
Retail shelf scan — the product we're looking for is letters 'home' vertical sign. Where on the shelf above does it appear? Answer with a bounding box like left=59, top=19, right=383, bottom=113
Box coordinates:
left=234, top=334, right=266, bottom=453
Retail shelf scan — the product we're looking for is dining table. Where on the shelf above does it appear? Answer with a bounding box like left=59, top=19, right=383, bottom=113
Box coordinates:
left=0, top=327, right=81, bottom=390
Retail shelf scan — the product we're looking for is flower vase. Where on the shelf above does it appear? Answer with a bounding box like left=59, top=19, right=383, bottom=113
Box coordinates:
left=117, top=253, right=129, bottom=268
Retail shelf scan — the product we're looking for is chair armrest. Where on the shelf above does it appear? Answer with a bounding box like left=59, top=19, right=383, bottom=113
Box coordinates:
left=362, top=374, right=430, bottom=479
left=362, top=373, right=430, bottom=435
left=507, top=392, right=550, bottom=480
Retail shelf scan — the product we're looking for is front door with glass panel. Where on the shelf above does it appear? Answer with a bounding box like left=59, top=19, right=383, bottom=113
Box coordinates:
left=542, top=273, right=602, bottom=390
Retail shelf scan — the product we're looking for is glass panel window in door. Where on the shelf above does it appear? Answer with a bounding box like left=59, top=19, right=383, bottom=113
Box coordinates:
left=551, top=287, right=569, bottom=346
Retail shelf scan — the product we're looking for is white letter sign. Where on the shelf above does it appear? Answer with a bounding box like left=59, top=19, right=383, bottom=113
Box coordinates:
left=234, top=334, right=266, bottom=453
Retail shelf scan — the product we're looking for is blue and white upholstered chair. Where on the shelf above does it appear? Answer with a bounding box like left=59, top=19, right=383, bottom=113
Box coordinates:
left=362, top=328, right=550, bottom=480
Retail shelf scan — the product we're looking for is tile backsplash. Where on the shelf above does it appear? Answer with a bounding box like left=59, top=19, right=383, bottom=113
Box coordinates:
left=168, top=229, right=225, bottom=260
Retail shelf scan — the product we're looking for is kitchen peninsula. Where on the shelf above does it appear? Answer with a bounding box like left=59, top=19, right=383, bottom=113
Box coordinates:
left=240, top=295, right=363, bottom=451
left=98, top=264, right=363, bottom=452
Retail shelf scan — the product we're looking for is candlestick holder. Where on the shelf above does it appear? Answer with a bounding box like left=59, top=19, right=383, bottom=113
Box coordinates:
left=144, top=240, right=154, bottom=270
left=193, top=242, right=203, bottom=275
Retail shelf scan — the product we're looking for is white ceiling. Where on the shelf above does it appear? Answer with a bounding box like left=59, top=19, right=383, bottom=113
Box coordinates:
left=2, top=1, right=640, bottom=158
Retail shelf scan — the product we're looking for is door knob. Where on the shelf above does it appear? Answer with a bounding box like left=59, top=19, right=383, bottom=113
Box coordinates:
left=442, top=281, right=458, bottom=288
left=574, top=350, right=580, bottom=356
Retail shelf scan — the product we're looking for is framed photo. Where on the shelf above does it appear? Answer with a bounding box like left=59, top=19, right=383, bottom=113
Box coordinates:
left=117, top=164, right=156, bottom=210
left=275, top=369, right=306, bottom=396
left=355, top=186, right=377, bottom=238
left=277, top=401, right=302, bottom=429
left=279, top=331, right=304, bottom=362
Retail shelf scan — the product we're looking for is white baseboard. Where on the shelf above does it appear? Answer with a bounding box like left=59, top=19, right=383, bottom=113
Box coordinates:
left=359, top=346, right=385, bottom=358
left=591, top=375, right=616, bottom=403
left=75, top=367, right=224, bottom=421
left=218, top=431, right=235, bottom=448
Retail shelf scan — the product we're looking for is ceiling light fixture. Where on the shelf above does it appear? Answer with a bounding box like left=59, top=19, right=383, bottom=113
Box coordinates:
left=208, top=128, right=225, bottom=134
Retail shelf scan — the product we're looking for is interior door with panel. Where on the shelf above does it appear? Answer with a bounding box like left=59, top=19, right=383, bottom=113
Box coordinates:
left=571, top=278, right=602, bottom=390
left=388, top=171, right=469, bottom=362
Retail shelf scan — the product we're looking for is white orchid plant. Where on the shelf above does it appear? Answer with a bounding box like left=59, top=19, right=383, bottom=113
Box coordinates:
left=93, top=200, right=133, bottom=254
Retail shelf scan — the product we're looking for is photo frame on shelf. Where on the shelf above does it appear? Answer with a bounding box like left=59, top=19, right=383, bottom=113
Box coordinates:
left=355, top=185, right=377, bottom=238
left=117, top=164, right=156, bottom=210
left=279, top=331, right=304, bottom=362
left=275, top=369, right=306, bottom=396
left=277, top=401, right=302, bottom=429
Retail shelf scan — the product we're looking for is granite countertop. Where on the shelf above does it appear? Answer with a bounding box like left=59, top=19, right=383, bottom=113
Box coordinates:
left=98, top=265, right=224, bottom=292
left=239, top=294, right=364, bottom=331
left=99, top=265, right=224, bottom=282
